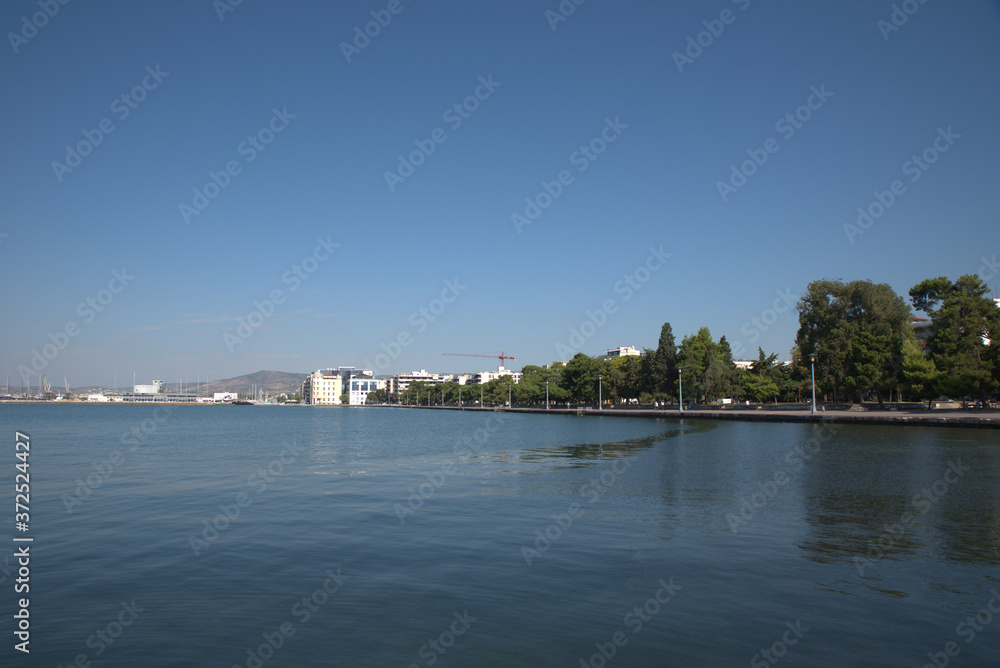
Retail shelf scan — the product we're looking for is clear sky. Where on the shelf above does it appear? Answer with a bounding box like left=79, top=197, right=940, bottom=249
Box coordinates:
left=2, top=0, right=999, bottom=387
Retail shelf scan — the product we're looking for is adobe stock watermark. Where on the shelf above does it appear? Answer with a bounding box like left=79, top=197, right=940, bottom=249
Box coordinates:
left=555, top=246, right=670, bottom=358
left=751, top=620, right=809, bottom=668
left=340, top=0, right=416, bottom=63
left=522, top=457, right=632, bottom=566
left=920, top=588, right=1000, bottom=668
left=55, top=599, right=145, bottom=667
left=576, top=577, right=682, bottom=668
left=179, top=106, right=295, bottom=224
left=407, top=610, right=478, bottom=668
left=51, top=65, right=169, bottom=183
left=853, top=458, right=969, bottom=576
left=384, top=75, right=501, bottom=192
left=213, top=0, right=245, bottom=21
left=188, top=440, right=305, bottom=555
left=0, top=547, right=22, bottom=586
left=17, top=267, right=134, bottom=384
left=511, top=117, right=628, bottom=234
left=977, top=254, right=999, bottom=283
left=233, top=566, right=348, bottom=668
left=730, top=288, right=798, bottom=359
left=545, top=0, right=590, bottom=31
left=727, top=422, right=842, bottom=533
left=672, top=0, right=752, bottom=73
left=223, top=236, right=338, bottom=352
left=717, top=84, right=834, bottom=202
left=63, top=405, right=173, bottom=514
left=7, top=0, right=71, bottom=54
left=843, top=126, right=959, bottom=244
left=362, top=277, right=467, bottom=373
left=395, top=412, right=508, bottom=524
left=877, top=0, right=931, bottom=41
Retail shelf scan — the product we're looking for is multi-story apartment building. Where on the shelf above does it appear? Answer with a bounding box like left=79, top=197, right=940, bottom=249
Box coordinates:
left=347, top=375, right=384, bottom=405
left=301, top=370, right=343, bottom=405
left=303, top=367, right=384, bottom=405
left=468, top=367, right=522, bottom=385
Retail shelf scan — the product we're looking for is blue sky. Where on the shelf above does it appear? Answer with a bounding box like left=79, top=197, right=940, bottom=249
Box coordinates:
left=2, top=0, right=999, bottom=387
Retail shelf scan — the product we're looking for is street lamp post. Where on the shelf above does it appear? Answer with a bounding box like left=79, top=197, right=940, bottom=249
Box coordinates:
left=508, top=384, right=511, bottom=408
left=546, top=380, right=549, bottom=410
left=810, top=354, right=817, bottom=415
left=459, top=387, right=462, bottom=408
left=598, top=374, right=602, bottom=411
left=480, top=385, right=483, bottom=408
left=441, top=388, right=444, bottom=406
left=678, top=368, right=683, bottom=413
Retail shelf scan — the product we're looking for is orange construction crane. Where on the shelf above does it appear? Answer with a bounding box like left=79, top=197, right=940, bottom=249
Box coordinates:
left=442, top=351, right=517, bottom=367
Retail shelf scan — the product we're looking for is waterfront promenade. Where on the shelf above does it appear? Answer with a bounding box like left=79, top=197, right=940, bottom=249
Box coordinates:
left=393, top=404, right=1000, bottom=429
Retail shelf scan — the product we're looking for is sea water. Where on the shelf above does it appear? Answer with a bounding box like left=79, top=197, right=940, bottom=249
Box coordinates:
left=0, top=404, right=997, bottom=666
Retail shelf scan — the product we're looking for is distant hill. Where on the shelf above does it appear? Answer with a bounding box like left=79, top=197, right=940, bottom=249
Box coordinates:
left=163, top=370, right=308, bottom=397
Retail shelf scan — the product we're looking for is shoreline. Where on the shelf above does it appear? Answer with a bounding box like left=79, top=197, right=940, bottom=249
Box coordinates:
left=4, top=401, right=999, bottom=429
left=376, top=404, right=1000, bottom=429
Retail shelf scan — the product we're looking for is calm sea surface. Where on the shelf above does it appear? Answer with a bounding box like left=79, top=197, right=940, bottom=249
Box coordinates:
left=0, top=405, right=998, bottom=667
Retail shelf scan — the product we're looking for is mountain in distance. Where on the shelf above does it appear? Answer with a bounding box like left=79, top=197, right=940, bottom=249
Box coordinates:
left=162, top=370, right=308, bottom=397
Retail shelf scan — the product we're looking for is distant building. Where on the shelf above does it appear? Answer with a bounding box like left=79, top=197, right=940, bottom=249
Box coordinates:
left=600, top=346, right=641, bottom=360
left=347, top=374, right=384, bottom=405
left=910, top=317, right=933, bottom=342
left=468, top=367, right=521, bottom=385
left=133, top=379, right=164, bottom=395
left=302, top=366, right=384, bottom=405
left=734, top=360, right=754, bottom=371
left=387, top=370, right=451, bottom=397
left=302, top=370, right=343, bottom=405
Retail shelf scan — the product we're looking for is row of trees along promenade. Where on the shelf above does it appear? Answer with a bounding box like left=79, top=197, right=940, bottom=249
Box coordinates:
left=373, top=275, right=999, bottom=409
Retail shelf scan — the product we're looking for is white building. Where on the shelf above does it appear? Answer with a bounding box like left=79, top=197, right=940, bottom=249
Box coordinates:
left=469, top=366, right=521, bottom=385
left=600, top=346, right=641, bottom=360
left=134, top=379, right=164, bottom=395
left=387, top=370, right=450, bottom=395
left=347, top=375, right=384, bottom=405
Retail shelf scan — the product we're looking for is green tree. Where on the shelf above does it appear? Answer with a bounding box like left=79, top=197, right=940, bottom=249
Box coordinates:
left=898, top=337, right=939, bottom=408
left=796, top=279, right=912, bottom=402
left=561, top=353, right=601, bottom=403
left=910, top=274, right=999, bottom=403
left=607, top=355, right=642, bottom=404
left=677, top=327, right=711, bottom=402
left=639, top=349, right=658, bottom=404
left=742, top=348, right=780, bottom=403
left=652, top=323, right=677, bottom=401
left=519, top=364, right=569, bottom=405
left=677, top=328, right=737, bottom=403
left=842, top=330, right=891, bottom=403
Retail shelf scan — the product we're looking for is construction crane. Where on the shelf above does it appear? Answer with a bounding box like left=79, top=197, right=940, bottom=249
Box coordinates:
left=442, top=351, right=517, bottom=368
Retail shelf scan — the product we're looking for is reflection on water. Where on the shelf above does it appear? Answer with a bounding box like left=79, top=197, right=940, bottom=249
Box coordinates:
left=795, top=425, right=1000, bottom=569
